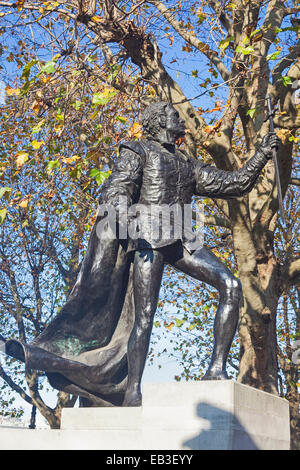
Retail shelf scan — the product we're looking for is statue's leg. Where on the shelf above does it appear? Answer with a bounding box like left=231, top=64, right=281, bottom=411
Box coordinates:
left=166, top=244, right=242, bottom=380
left=122, top=249, right=165, bottom=406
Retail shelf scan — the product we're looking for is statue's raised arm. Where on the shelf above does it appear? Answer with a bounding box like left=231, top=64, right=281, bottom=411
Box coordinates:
left=194, top=133, right=281, bottom=199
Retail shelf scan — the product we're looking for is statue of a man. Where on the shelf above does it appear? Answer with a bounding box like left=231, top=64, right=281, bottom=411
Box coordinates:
left=3, top=101, right=280, bottom=407
left=100, top=101, right=280, bottom=406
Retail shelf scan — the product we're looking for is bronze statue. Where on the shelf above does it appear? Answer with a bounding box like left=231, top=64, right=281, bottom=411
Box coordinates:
left=3, top=101, right=280, bottom=407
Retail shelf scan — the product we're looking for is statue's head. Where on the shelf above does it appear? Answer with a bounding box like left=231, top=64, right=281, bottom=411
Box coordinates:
left=141, top=101, right=185, bottom=144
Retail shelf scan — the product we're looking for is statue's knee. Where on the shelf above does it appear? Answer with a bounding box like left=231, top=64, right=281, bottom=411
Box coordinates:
left=232, top=278, right=242, bottom=298
left=222, top=276, right=242, bottom=299
left=135, top=305, right=155, bottom=331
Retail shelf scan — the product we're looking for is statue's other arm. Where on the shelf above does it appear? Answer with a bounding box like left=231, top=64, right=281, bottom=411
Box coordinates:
left=194, top=133, right=280, bottom=199
left=99, top=144, right=144, bottom=222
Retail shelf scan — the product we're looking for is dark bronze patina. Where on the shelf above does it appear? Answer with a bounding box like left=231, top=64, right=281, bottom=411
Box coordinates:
left=4, top=102, right=280, bottom=407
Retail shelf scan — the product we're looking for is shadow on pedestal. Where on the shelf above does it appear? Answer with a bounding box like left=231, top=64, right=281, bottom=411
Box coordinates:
left=183, top=402, right=258, bottom=450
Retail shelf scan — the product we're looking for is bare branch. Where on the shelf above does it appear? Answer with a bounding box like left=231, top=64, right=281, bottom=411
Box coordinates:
left=290, top=178, right=300, bottom=187
left=283, top=7, right=300, bottom=17
left=280, top=257, right=300, bottom=287
left=150, top=0, right=230, bottom=82
left=272, top=42, right=300, bottom=83
left=203, top=214, right=232, bottom=229
left=208, top=0, right=233, bottom=34
left=0, top=1, right=75, bottom=18
left=25, top=370, right=59, bottom=428
left=0, top=364, right=33, bottom=406
left=260, top=0, right=287, bottom=58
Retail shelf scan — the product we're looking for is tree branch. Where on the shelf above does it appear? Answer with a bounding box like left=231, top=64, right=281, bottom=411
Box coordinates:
left=283, top=7, right=300, bottom=17
left=272, top=42, right=300, bottom=84
left=290, top=178, right=300, bottom=187
left=0, top=364, right=33, bottom=406
left=203, top=214, right=232, bottom=229
left=151, top=0, right=230, bottom=82
left=0, top=1, right=74, bottom=18
left=281, top=258, right=300, bottom=287
left=208, top=0, right=233, bottom=35
left=260, top=0, right=287, bottom=58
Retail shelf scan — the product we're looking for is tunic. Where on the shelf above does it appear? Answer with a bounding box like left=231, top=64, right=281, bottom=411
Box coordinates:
left=100, top=138, right=269, bottom=252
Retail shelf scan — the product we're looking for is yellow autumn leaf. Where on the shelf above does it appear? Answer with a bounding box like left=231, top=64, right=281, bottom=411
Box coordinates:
left=30, top=100, right=41, bottom=115
left=18, top=195, right=31, bottom=208
left=128, top=122, right=143, bottom=139
left=54, top=123, right=64, bottom=136
left=31, top=140, right=44, bottom=150
left=6, top=87, right=20, bottom=96
left=16, top=151, right=29, bottom=169
left=61, top=155, right=80, bottom=164
left=276, top=129, right=290, bottom=144
left=165, top=321, right=175, bottom=331
left=45, top=1, right=59, bottom=9
left=91, top=16, right=103, bottom=23
left=16, top=0, right=25, bottom=11
left=41, top=76, right=51, bottom=84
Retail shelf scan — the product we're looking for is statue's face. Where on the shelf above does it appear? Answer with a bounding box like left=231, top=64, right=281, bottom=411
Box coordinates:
left=163, top=105, right=185, bottom=139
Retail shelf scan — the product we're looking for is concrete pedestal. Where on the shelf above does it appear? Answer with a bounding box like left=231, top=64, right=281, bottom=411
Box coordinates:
left=0, top=381, right=290, bottom=450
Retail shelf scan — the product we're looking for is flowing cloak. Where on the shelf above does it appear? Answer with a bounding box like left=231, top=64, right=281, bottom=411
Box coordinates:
left=4, top=140, right=149, bottom=407
left=4, top=141, right=150, bottom=407
left=5, top=217, right=135, bottom=406
left=4, top=138, right=270, bottom=406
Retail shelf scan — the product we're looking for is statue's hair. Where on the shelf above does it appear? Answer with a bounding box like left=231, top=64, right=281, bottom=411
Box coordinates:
left=141, top=101, right=170, bottom=137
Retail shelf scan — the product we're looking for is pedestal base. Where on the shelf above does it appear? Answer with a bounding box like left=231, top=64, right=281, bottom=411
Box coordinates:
left=0, top=381, right=290, bottom=450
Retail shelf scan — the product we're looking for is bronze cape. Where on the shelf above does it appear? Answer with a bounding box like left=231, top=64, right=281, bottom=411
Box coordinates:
left=6, top=221, right=134, bottom=406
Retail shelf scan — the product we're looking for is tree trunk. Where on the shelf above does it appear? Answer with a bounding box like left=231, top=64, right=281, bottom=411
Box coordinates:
left=237, top=278, right=279, bottom=394
left=229, top=199, right=279, bottom=393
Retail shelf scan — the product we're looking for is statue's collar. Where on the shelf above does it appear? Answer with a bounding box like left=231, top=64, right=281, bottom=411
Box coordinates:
left=146, top=137, right=189, bottom=161
left=146, top=137, right=176, bottom=154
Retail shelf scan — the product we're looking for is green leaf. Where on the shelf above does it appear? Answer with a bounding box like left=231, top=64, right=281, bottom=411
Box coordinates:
left=45, top=160, right=59, bottom=173
left=21, top=59, right=38, bottom=80
left=267, top=51, right=280, bottom=61
left=280, top=75, right=292, bottom=87
left=196, top=11, right=206, bottom=24
left=115, top=115, right=128, bottom=124
left=92, top=90, right=116, bottom=106
left=226, top=2, right=237, bottom=9
left=250, top=28, right=262, bottom=38
left=41, top=60, right=56, bottom=74
left=274, top=26, right=300, bottom=34
left=219, top=36, right=234, bottom=50
left=90, top=169, right=110, bottom=185
left=175, top=318, right=185, bottom=328
left=235, top=45, right=255, bottom=55
left=246, top=108, right=257, bottom=119
left=32, top=119, right=45, bottom=134
left=20, top=79, right=34, bottom=96
left=72, top=100, right=83, bottom=110
left=87, top=54, right=98, bottom=63
left=89, top=168, right=100, bottom=178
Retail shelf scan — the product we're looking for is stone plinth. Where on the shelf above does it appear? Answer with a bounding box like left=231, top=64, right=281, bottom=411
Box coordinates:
left=0, top=381, right=290, bottom=450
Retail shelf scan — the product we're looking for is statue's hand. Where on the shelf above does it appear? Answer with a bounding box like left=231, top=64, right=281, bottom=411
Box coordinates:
left=259, top=132, right=282, bottom=159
